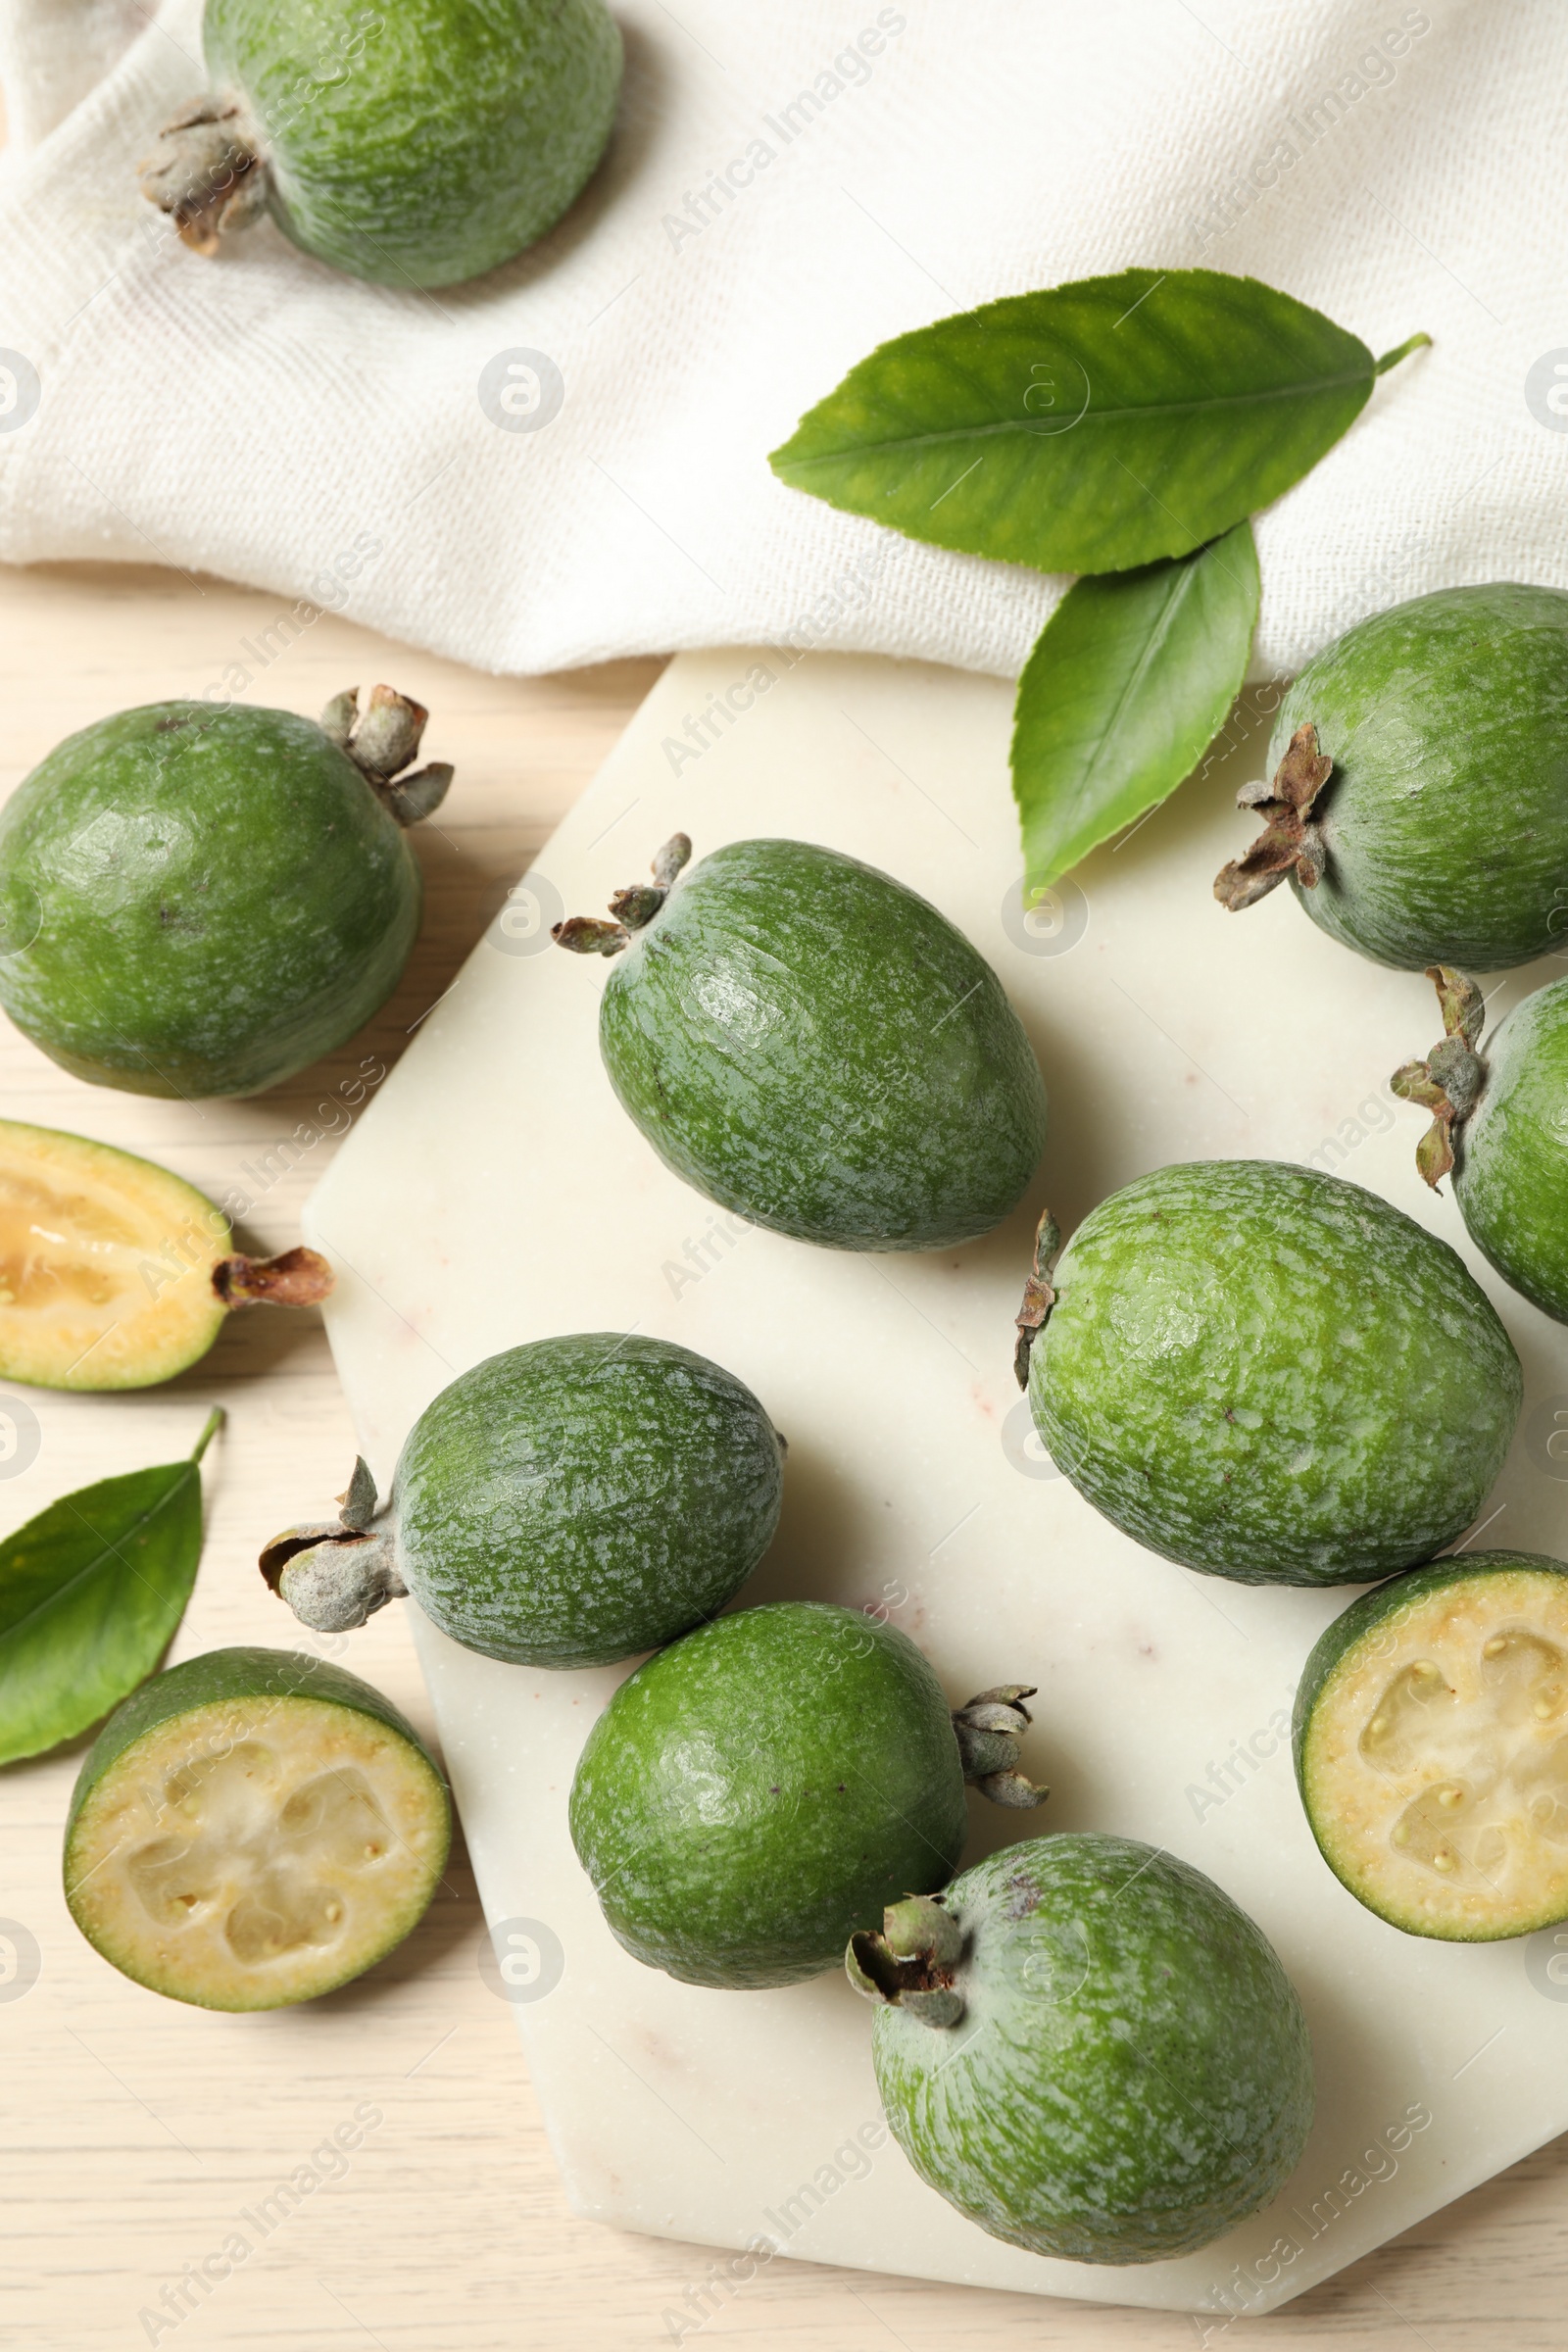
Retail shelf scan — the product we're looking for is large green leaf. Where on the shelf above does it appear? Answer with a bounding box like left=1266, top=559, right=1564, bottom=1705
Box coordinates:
left=0, top=1409, right=220, bottom=1763
left=770, top=270, right=1426, bottom=575
left=1011, top=519, right=1261, bottom=892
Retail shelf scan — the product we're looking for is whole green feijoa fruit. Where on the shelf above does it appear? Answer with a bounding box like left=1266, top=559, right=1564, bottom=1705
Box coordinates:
left=850, top=1836, right=1313, bottom=2264
left=555, top=833, right=1049, bottom=1250
left=568, top=1605, right=1046, bottom=1987
left=262, top=1335, right=786, bottom=1669
left=1016, top=1160, right=1521, bottom=1586
left=1216, top=584, right=1568, bottom=970
left=139, top=0, right=621, bottom=289
left=1395, top=965, right=1568, bottom=1323
left=0, top=687, right=448, bottom=1099
left=1294, top=1550, right=1568, bottom=1940
left=65, top=1646, right=451, bottom=2010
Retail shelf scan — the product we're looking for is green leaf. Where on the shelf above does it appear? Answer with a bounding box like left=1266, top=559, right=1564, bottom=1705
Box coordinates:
left=1011, top=519, right=1261, bottom=892
left=770, top=270, right=1427, bottom=575
left=0, top=1409, right=221, bottom=1764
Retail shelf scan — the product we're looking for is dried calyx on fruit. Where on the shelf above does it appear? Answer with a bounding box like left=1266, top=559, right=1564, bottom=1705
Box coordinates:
left=949, top=1686, right=1047, bottom=1810
left=211, top=1248, right=332, bottom=1305
left=1394, top=968, right=1568, bottom=1325
left=320, top=685, right=453, bottom=826
left=1012, top=1207, right=1061, bottom=1387
left=848, top=1891, right=966, bottom=2028
left=139, top=94, right=269, bottom=255
left=260, top=1455, right=406, bottom=1636
left=553, top=832, right=692, bottom=957
left=1391, top=966, right=1488, bottom=1189
left=1212, top=721, right=1334, bottom=910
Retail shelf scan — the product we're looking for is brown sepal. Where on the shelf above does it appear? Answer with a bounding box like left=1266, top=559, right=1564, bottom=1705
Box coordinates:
left=1013, top=1208, right=1062, bottom=1388
left=1390, top=966, right=1489, bottom=1192
left=258, top=1524, right=368, bottom=1595
left=138, top=99, right=269, bottom=254
left=213, top=1246, right=334, bottom=1308
left=556, top=834, right=692, bottom=960
left=1214, top=722, right=1335, bottom=910
left=552, top=916, right=630, bottom=956
left=609, top=884, right=666, bottom=929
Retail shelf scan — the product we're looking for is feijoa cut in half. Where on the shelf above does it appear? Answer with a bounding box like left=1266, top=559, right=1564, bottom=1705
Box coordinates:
left=0, top=687, right=449, bottom=1099
left=1295, top=1551, right=1568, bottom=1940
left=851, top=1836, right=1313, bottom=2264
left=0, top=1118, right=331, bottom=1390
left=140, top=0, right=622, bottom=288
left=263, top=1334, right=786, bottom=1669
left=1016, top=1159, right=1521, bottom=1586
left=555, top=833, right=1049, bottom=1250
left=1216, top=583, right=1568, bottom=969
left=1395, top=965, right=1568, bottom=1323
left=569, top=1603, right=1045, bottom=1988
left=65, top=1647, right=450, bottom=2010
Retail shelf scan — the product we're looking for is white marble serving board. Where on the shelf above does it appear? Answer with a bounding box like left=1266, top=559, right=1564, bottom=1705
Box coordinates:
left=304, top=648, right=1568, bottom=2320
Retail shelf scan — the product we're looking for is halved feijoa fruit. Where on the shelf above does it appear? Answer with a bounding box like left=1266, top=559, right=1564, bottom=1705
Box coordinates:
left=1295, top=1551, right=1568, bottom=1940
left=0, top=1118, right=331, bottom=1391
left=64, top=1647, right=449, bottom=2009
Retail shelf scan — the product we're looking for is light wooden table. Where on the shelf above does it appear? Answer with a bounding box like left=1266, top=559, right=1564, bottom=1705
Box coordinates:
left=2, top=562, right=1559, bottom=2352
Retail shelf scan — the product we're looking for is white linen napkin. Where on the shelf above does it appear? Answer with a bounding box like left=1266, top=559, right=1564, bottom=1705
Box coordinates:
left=0, top=0, right=1561, bottom=684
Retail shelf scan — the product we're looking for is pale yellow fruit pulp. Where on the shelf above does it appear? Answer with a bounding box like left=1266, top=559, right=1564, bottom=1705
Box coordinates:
left=66, top=1695, right=448, bottom=2008
left=1303, top=1568, right=1568, bottom=1937
left=0, top=1119, right=230, bottom=1388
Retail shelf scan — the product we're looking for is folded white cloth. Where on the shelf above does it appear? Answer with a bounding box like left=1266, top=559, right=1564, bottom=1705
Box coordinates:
left=0, top=0, right=1561, bottom=684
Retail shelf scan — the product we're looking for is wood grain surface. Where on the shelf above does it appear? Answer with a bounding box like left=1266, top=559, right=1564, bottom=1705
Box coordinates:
left=1, top=561, right=1557, bottom=2351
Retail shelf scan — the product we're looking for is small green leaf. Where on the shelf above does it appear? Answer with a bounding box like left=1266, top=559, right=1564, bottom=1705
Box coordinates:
left=770, top=270, right=1427, bottom=575
left=1011, top=518, right=1261, bottom=892
left=0, top=1408, right=221, bottom=1764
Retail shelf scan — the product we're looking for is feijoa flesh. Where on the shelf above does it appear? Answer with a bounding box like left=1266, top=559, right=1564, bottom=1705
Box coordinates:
left=0, top=687, right=449, bottom=1099
left=1395, top=965, right=1568, bottom=1323
left=1217, top=584, right=1568, bottom=970
left=1017, top=1159, right=1521, bottom=1586
left=64, top=1647, right=450, bottom=2010
left=1295, top=1551, right=1568, bottom=1940
left=851, top=1836, right=1313, bottom=2264
left=556, top=833, right=1049, bottom=1250
left=568, top=1603, right=1045, bottom=1988
left=263, top=1334, right=786, bottom=1669
left=140, top=0, right=622, bottom=289
left=0, top=1118, right=331, bottom=1390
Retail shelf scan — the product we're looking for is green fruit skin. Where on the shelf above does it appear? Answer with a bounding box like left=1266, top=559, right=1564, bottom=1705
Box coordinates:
left=600, top=840, right=1049, bottom=1251
left=64, top=1645, right=449, bottom=1848
left=569, top=1604, right=968, bottom=1988
left=0, top=703, right=421, bottom=1098
left=871, top=1835, right=1314, bottom=2265
left=1454, top=977, right=1568, bottom=1321
left=206, top=0, right=622, bottom=288
left=394, top=1335, right=784, bottom=1669
left=1293, top=1548, right=1568, bottom=1938
left=1029, top=1159, right=1521, bottom=1586
left=1276, top=583, right=1568, bottom=970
